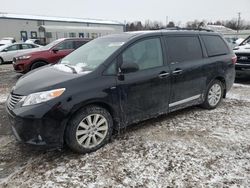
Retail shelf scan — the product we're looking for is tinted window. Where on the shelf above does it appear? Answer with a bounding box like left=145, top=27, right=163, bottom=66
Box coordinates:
left=122, top=38, right=163, bottom=70
left=202, top=35, right=229, bottom=57
left=56, top=40, right=74, bottom=50
left=74, top=41, right=87, bottom=49
left=166, top=36, right=203, bottom=63
left=21, top=44, right=31, bottom=49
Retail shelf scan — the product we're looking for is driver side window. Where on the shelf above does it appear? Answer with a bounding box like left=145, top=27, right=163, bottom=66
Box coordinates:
left=122, top=38, right=163, bottom=70
left=56, top=40, right=74, bottom=50
left=6, top=45, right=19, bottom=51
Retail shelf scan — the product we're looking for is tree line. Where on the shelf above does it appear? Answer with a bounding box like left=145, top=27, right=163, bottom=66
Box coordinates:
left=125, top=19, right=250, bottom=31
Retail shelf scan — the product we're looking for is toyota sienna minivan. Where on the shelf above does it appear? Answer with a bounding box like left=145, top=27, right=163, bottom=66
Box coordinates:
left=6, top=30, right=236, bottom=153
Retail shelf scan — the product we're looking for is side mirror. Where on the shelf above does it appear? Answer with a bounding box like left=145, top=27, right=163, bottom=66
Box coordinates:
left=52, top=48, right=59, bottom=53
left=2, top=49, right=8, bottom=52
left=120, top=62, right=139, bottom=74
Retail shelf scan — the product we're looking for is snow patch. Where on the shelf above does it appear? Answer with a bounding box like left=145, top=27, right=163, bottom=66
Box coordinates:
left=0, top=94, right=8, bottom=103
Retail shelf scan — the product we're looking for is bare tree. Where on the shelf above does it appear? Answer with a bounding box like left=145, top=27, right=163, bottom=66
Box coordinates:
left=167, top=21, right=175, bottom=28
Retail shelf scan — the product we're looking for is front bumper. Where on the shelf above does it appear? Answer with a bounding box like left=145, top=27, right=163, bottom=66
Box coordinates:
left=235, top=63, right=250, bottom=76
left=6, top=102, right=67, bottom=149
left=12, top=59, right=29, bottom=73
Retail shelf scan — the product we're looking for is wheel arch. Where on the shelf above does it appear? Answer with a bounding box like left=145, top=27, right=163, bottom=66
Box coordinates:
left=206, top=76, right=226, bottom=99
left=29, top=59, right=49, bottom=70
left=213, top=76, right=226, bottom=98
left=63, top=100, right=120, bottom=140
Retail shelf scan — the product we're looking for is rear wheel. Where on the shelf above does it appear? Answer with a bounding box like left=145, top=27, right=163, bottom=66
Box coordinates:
left=65, top=106, right=113, bottom=153
left=30, top=61, right=47, bottom=70
left=202, top=80, right=224, bottom=109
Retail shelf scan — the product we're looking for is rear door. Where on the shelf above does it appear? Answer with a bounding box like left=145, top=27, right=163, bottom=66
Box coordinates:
left=117, top=37, right=171, bottom=124
left=164, top=35, right=206, bottom=110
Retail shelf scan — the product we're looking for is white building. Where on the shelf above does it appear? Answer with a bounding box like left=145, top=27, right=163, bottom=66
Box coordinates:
left=205, top=25, right=250, bottom=39
left=0, top=12, right=125, bottom=44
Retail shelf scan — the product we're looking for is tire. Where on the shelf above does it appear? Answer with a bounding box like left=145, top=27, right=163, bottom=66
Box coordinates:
left=30, top=61, right=47, bottom=70
left=201, top=80, right=224, bottom=109
left=0, top=58, right=3, bottom=65
left=65, top=105, right=113, bottom=153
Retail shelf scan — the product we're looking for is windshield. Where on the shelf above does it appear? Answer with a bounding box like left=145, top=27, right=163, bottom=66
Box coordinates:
left=240, top=36, right=250, bottom=46
left=60, top=37, right=126, bottom=72
left=42, top=39, right=64, bottom=50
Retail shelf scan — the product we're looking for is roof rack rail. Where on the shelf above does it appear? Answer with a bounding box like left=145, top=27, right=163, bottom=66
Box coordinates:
left=162, top=27, right=214, bottom=32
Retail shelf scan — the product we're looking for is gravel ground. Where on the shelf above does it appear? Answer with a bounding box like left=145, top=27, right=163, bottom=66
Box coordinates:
left=0, top=64, right=249, bottom=187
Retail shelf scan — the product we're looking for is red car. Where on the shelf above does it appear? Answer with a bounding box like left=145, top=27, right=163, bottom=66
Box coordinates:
left=13, top=38, right=90, bottom=73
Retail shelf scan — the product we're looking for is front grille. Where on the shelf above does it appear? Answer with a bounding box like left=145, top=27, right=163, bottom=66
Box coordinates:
left=236, top=53, right=250, bottom=64
left=7, top=94, right=24, bottom=110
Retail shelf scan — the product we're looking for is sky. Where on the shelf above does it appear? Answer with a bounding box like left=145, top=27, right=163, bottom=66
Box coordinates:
left=0, top=0, right=249, bottom=25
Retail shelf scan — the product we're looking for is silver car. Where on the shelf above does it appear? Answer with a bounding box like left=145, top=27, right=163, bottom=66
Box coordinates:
left=0, top=42, right=41, bottom=64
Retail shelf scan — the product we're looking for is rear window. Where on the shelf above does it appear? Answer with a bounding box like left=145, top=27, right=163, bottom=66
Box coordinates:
left=202, top=35, right=229, bottom=57
left=165, top=36, right=203, bottom=63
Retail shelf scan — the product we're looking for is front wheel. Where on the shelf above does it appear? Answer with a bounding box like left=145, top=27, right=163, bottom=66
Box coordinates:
left=65, top=106, right=113, bottom=153
left=30, top=61, right=47, bottom=70
left=202, top=80, right=224, bottom=109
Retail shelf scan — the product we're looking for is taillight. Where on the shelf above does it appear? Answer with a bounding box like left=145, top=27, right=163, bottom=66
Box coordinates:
left=232, top=55, right=237, bottom=64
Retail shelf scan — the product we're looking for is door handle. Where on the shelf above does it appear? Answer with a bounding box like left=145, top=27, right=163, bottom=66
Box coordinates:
left=171, top=61, right=179, bottom=65
left=172, top=69, right=183, bottom=75
left=158, top=72, right=169, bottom=78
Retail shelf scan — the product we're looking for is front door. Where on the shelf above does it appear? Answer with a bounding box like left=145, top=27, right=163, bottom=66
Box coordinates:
left=49, top=40, right=75, bottom=63
left=3, top=44, right=21, bottom=62
left=117, top=37, right=171, bottom=124
left=164, top=35, right=206, bottom=110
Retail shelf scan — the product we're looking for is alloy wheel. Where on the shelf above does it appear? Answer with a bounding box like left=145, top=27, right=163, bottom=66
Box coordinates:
left=76, top=114, right=108, bottom=148
left=208, top=83, right=222, bottom=106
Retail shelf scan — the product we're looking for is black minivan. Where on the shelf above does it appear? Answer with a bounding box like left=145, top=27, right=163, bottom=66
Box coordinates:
left=6, top=30, right=236, bottom=153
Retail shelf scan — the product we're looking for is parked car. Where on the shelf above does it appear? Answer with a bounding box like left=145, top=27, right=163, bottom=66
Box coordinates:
left=0, top=37, right=16, bottom=46
left=0, top=42, right=40, bottom=65
left=224, top=37, right=238, bottom=49
left=6, top=30, right=236, bottom=153
left=233, top=36, right=250, bottom=77
left=13, top=38, right=90, bottom=73
left=25, top=39, right=42, bottom=45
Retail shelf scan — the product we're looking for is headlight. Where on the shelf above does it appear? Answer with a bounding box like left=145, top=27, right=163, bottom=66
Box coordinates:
left=22, top=88, right=66, bottom=106
left=16, top=55, right=31, bottom=60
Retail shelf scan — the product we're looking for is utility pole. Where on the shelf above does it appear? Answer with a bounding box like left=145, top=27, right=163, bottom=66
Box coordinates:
left=237, top=12, right=241, bottom=33
left=166, top=16, right=168, bottom=28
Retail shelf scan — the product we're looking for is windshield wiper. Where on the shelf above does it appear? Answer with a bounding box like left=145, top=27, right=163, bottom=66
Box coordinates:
left=64, top=64, right=77, bottom=74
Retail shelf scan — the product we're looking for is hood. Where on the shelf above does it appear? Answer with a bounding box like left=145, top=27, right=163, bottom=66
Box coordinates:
left=233, top=44, right=250, bottom=53
left=13, top=65, right=83, bottom=95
